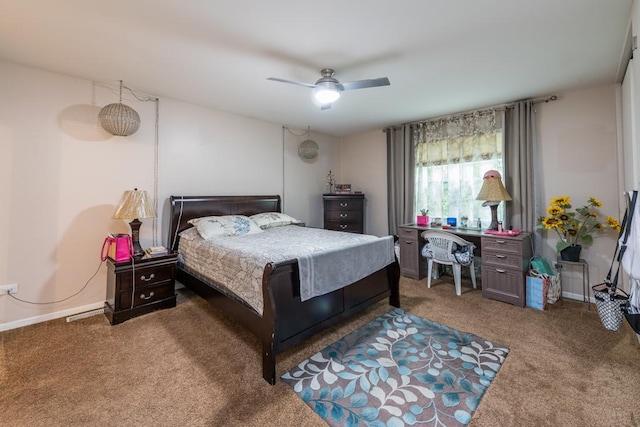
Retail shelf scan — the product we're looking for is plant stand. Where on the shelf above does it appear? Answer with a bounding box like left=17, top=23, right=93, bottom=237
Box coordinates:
left=555, top=257, right=590, bottom=309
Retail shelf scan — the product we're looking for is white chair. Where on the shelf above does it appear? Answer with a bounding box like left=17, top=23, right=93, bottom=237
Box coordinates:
left=420, top=230, right=477, bottom=296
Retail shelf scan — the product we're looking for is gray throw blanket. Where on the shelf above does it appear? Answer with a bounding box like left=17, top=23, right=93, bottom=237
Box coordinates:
left=297, top=235, right=395, bottom=301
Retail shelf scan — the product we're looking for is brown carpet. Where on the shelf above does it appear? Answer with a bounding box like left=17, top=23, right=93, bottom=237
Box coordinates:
left=1, top=276, right=639, bottom=427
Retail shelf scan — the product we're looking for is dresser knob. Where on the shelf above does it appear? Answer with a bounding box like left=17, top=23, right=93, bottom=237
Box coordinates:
left=340, top=202, right=348, bottom=207
left=140, top=292, right=155, bottom=300
left=495, top=254, right=507, bottom=259
left=340, top=213, right=348, bottom=218
left=340, top=224, right=348, bottom=229
left=140, top=273, right=155, bottom=281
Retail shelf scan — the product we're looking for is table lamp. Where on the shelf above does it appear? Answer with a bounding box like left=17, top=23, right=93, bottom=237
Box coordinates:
left=475, top=170, right=511, bottom=230
left=113, top=188, right=156, bottom=257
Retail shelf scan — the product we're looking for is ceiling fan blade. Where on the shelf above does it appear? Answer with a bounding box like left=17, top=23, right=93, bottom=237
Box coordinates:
left=341, top=77, right=390, bottom=91
left=267, top=77, right=316, bottom=89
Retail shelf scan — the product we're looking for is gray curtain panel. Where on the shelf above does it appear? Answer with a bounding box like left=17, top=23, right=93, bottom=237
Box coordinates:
left=504, top=100, right=541, bottom=253
left=386, top=125, right=415, bottom=236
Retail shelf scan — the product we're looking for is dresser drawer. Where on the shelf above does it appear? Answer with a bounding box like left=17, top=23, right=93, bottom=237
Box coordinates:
left=118, top=281, right=175, bottom=309
left=325, top=210, right=361, bottom=222
left=398, top=227, right=419, bottom=242
left=325, top=221, right=363, bottom=233
left=324, top=199, right=363, bottom=211
left=482, top=250, right=523, bottom=270
left=481, top=237, right=523, bottom=255
left=118, top=264, right=175, bottom=290
left=482, top=267, right=526, bottom=307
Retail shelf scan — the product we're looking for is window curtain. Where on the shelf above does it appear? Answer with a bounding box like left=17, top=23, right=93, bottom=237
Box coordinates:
left=386, top=125, right=415, bottom=235
left=504, top=100, right=540, bottom=252
left=414, top=109, right=503, bottom=225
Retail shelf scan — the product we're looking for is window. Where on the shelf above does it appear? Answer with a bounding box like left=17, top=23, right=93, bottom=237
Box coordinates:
left=414, top=110, right=504, bottom=227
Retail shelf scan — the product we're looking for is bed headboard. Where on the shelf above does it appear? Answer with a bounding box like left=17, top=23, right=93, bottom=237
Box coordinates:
left=168, top=195, right=282, bottom=251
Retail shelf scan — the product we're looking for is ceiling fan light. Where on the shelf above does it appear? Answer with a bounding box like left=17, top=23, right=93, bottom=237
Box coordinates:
left=312, top=83, right=341, bottom=104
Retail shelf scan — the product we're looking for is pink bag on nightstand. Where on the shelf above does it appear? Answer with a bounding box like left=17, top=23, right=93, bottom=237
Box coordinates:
left=100, top=234, right=133, bottom=262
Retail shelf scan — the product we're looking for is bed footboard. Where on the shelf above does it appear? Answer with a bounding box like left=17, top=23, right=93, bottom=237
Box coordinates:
left=260, top=259, right=400, bottom=384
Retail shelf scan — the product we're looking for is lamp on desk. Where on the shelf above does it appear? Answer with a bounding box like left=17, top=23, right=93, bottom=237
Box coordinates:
left=475, top=170, right=511, bottom=230
left=113, top=188, right=156, bottom=257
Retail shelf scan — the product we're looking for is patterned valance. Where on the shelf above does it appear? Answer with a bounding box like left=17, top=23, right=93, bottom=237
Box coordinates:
left=415, top=109, right=502, bottom=165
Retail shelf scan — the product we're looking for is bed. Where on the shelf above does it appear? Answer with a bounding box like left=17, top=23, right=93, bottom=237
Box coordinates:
left=167, top=195, right=400, bottom=384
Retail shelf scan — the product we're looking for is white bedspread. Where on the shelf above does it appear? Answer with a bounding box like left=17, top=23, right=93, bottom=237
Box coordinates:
left=178, top=225, right=395, bottom=315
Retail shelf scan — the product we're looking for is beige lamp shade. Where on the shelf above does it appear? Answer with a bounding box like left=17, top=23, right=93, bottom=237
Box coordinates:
left=475, top=170, right=512, bottom=202
left=113, top=189, right=156, bottom=220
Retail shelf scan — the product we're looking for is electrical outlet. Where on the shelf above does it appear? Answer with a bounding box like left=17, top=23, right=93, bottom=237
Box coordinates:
left=0, top=283, right=18, bottom=295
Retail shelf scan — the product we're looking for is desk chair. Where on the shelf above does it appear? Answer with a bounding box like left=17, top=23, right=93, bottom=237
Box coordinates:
left=421, top=230, right=477, bottom=295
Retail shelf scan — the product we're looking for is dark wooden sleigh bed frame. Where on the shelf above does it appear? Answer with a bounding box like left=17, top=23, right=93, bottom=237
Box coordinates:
left=167, top=195, right=400, bottom=384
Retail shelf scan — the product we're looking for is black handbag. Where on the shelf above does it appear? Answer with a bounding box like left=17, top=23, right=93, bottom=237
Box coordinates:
left=592, top=191, right=637, bottom=331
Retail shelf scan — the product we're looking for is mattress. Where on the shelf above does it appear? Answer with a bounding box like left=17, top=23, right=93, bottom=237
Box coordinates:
left=178, top=225, right=394, bottom=315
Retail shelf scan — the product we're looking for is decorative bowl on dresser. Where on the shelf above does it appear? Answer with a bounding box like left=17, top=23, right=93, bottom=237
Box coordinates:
left=323, top=193, right=365, bottom=234
left=104, top=252, right=178, bottom=325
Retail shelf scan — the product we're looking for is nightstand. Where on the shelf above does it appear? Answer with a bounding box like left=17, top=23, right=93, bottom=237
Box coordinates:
left=104, top=252, right=178, bottom=325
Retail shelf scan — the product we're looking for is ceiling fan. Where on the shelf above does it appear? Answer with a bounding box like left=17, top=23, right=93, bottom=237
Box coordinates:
left=267, top=68, right=390, bottom=110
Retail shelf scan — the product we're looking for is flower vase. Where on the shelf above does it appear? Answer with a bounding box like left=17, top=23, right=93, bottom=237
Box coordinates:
left=417, top=215, right=429, bottom=226
left=560, top=244, right=582, bottom=262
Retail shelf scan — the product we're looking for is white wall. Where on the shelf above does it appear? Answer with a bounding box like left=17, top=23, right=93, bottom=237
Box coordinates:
left=342, top=84, right=622, bottom=300
left=536, top=85, right=621, bottom=297
left=339, top=129, right=388, bottom=236
left=0, top=60, right=340, bottom=330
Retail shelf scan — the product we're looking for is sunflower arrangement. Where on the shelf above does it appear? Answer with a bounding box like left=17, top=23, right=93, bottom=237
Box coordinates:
left=537, top=196, right=621, bottom=252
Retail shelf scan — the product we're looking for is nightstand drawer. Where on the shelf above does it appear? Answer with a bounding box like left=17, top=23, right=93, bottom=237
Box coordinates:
left=118, top=264, right=175, bottom=290
left=118, top=282, right=174, bottom=309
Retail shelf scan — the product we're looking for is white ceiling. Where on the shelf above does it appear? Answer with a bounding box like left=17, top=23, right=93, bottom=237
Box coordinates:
left=0, top=0, right=633, bottom=137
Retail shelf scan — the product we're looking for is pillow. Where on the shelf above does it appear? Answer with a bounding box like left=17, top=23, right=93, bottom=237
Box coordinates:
left=250, top=212, right=301, bottom=229
left=188, top=215, right=263, bottom=239
left=178, top=227, right=200, bottom=241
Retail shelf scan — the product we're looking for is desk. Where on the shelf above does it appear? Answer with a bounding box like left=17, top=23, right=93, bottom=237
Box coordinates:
left=398, top=224, right=532, bottom=306
left=555, top=257, right=590, bottom=308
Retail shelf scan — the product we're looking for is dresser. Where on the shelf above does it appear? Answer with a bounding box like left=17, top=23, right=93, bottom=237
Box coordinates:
left=481, top=233, right=532, bottom=307
left=104, top=252, right=178, bottom=325
left=397, top=224, right=531, bottom=306
left=397, top=225, right=428, bottom=280
left=323, top=193, right=365, bottom=234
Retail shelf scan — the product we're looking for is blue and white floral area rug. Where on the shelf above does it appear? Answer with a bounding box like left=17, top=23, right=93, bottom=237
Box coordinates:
left=281, top=308, right=509, bottom=427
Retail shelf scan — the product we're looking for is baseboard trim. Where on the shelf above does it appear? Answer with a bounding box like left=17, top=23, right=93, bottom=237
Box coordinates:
left=561, top=290, right=594, bottom=304
left=0, top=301, right=105, bottom=332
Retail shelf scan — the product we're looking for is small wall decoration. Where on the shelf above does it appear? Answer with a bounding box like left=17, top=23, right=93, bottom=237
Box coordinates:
left=334, top=184, right=352, bottom=194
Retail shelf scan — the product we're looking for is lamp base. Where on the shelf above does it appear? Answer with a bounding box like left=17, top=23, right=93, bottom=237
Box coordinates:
left=482, top=202, right=500, bottom=231
left=129, top=218, right=145, bottom=257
